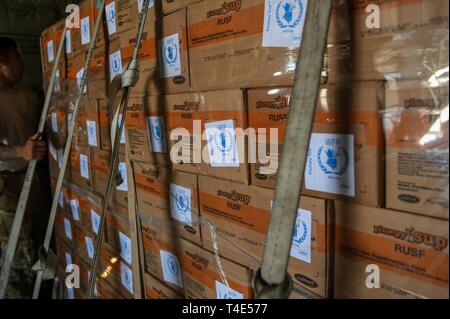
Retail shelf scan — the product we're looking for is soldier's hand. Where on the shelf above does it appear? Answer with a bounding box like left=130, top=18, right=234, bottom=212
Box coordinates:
left=16, top=133, right=46, bottom=161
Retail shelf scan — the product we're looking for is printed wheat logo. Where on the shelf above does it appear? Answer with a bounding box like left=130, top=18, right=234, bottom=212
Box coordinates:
left=275, top=0, right=305, bottom=30
left=365, top=264, right=380, bottom=289
left=65, top=264, right=80, bottom=289
left=365, top=4, right=380, bottom=29
left=65, top=4, right=80, bottom=29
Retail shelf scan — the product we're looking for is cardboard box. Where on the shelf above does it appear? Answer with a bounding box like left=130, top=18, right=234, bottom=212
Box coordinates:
left=47, top=99, right=68, bottom=149
left=67, top=183, right=103, bottom=233
left=55, top=209, right=75, bottom=249
left=69, top=145, right=94, bottom=192
left=71, top=0, right=106, bottom=57
left=93, top=149, right=129, bottom=209
left=140, top=219, right=185, bottom=293
left=179, top=238, right=254, bottom=299
left=165, top=89, right=248, bottom=183
left=145, top=273, right=185, bottom=299
left=75, top=99, right=101, bottom=148
left=124, top=95, right=168, bottom=165
left=118, top=22, right=159, bottom=96
left=133, top=162, right=202, bottom=245
left=116, top=0, right=158, bottom=34
left=187, top=0, right=350, bottom=91
left=199, top=175, right=334, bottom=297
left=87, top=45, right=108, bottom=101
left=99, top=242, right=134, bottom=298
left=249, top=82, right=385, bottom=208
left=383, top=80, right=449, bottom=219
left=162, top=0, right=202, bottom=14
left=104, top=0, right=120, bottom=41
left=105, top=210, right=133, bottom=267
left=97, top=95, right=127, bottom=152
left=98, top=277, right=129, bottom=299
left=334, top=200, right=449, bottom=299
left=159, top=8, right=191, bottom=94
left=349, top=0, right=449, bottom=81
left=42, top=59, right=66, bottom=97
left=72, top=221, right=97, bottom=264
left=40, top=20, right=65, bottom=70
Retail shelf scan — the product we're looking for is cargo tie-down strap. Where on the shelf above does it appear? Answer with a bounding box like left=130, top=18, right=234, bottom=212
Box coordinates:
left=0, top=23, right=69, bottom=299
left=253, top=0, right=332, bottom=299
left=29, top=1, right=107, bottom=299
left=86, top=0, right=152, bottom=299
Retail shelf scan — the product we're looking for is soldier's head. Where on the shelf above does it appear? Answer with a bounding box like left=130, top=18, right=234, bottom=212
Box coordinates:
left=0, top=37, right=23, bottom=86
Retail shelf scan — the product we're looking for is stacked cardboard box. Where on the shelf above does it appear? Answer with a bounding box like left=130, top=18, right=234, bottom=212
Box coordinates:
left=44, top=0, right=448, bottom=299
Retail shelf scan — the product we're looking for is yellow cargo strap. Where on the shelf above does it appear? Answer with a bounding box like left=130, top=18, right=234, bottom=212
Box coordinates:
left=0, top=23, right=69, bottom=299
left=253, top=0, right=333, bottom=299
left=29, top=1, right=107, bottom=299
left=86, top=0, right=152, bottom=299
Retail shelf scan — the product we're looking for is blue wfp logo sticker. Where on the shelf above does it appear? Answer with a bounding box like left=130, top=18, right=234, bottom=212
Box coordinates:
left=152, top=122, right=163, bottom=142
left=213, top=126, right=234, bottom=155
left=170, top=184, right=192, bottom=226
left=275, top=0, right=304, bottom=29
left=164, top=42, right=178, bottom=66
left=317, top=142, right=349, bottom=177
left=292, top=219, right=308, bottom=245
left=263, top=0, right=307, bottom=47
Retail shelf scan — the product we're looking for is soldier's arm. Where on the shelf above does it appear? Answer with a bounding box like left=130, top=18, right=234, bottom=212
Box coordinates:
left=0, top=145, right=21, bottom=160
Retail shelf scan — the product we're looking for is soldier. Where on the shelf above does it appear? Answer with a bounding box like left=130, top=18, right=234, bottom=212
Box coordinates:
left=0, top=36, right=49, bottom=298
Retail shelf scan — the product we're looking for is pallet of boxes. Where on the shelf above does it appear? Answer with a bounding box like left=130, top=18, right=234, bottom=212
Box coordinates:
left=40, top=0, right=449, bottom=299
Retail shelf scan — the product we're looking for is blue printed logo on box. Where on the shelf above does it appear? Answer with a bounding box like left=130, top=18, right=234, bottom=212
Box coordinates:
left=276, top=0, right=304, bottom=29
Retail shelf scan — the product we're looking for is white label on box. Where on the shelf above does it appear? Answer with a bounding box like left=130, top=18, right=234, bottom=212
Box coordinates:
left=86, top=120, right=98, bottom=147
left=65, top=252, right=73, bottom=266
left=262, top=0, right=308, bottom=48
left=57, top=149, right=64, bottom=168
left=79, top=154, right=90, bottom=179
left=47, top=40, right=54, bottom=62
left=54, top=69, right=61, bottom=92
left=67, top=113, right=73, bottom=128
left=91, top=209, right=100, bottom=234
left=305, top=133, right=355, bottom=197
left=116, top=162, right=128, bottom=191
left=65, top=30, right=72, bottom=54
left=109, top=50, right=123, bottom=82
left=49, top=141, right=57, bottom=161
left=120, top=261, right=134, bottom=294
left=64, top=218, right=72, bottom=240
left=169, top=183, right=192, bottom=226
left=137, top=0, right=155, bottom=13
left=51, top=113, right=58, bottom=133
left=105, top=1, right=117, bottom=35
left=69, top=199, right=80, bottom=221
left=58, top=193, right=64, bottom=208
left=81, top=16, right=90, bottom=45
left=85, top=236, right=94, bottom=259
left=119, top=232, right=132, bottom=265
left=205, top=120, right=239, bottom=167
left=215, top=281, right=244, bottom=299
left=159, top=33, right=182, bottom=78
left=118, top=115, right=126, bottom=144
left=76, top=68, right=87, bottom=94
left=160, top=250, right=183, bottom=288
left=147, top=116, right=167, bottom=153
left=289, top=208, right=312, bottom=263
left=67, top=287, right=75, bottom=299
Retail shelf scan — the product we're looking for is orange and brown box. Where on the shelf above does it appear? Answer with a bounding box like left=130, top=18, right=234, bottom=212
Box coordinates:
left=105, top=210, right=133, bottom=267
left=179, top=237, right=254, bottom=299
left=87, top=44, right=108, bottom=101
left=66, top=183, right=103, bottom=233
left=92, top=149, right=129, bottom=209
left=140, top=218, right=185, bottom=294
left=96, top=94, right=126, bottom=153
left=383, top=80, right=449, bottom=219
left=75, top=99, right=102, bottom=148
left=50, top=178, right=71, bottom=217
left=124, top=95, right=168, bottom=165
left=116, top=0, right=159, bottom=35
left=40, top=19, right=66, bottom=71
left=71, top=0, right=106, bottom=57
left=187, top=0, right=350, bottom=92
left=334, top=200, right=449, bottom=299
left=117, top=19, right=159, bottom=96
left=199, top=175, right=334, bottom=298
left=69, top=145, right=94, bottom=192
left=249, top=81, right=385, bottom=208
left=145, top=273, right=185, bottom=299
left=162, top=0, right=201, bottom=15
left=348, top=0, right=449, bottom=81
left=72, top=220, right=97, bottom=264
left=99, top=241, right=135, bottom=298
left=47, top=99, right=68, bottom=149
left=165, top=89, right=248, bottom=183
left=133, top=162, right=202, bottom=245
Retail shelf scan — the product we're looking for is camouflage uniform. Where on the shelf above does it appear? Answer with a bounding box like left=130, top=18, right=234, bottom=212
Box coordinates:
left=0, top=168, right=49, bottom=298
